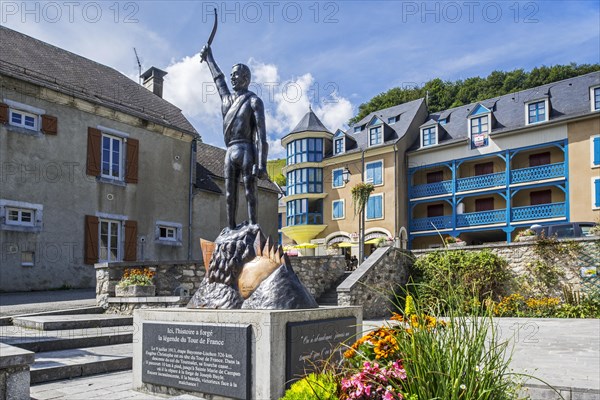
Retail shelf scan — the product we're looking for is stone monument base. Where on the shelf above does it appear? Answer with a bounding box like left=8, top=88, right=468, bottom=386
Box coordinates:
left=132, top=307, right=362, bottom=400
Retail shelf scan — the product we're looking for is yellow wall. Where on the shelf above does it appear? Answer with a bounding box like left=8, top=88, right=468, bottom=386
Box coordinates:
left=412, top=201, right=451, bottom=219
left=458, top=157, right=505, bottom=178
left=460, top=194, right=506, bottom=213
left=511, top=186, right=566, bottom=207
left=568, top=116, right=600, bottom=222
left=322, top=151, right=397, bottom=239
left=412, top=166, right=452, bottom=185
left=511, top=146, right=564, bottom=170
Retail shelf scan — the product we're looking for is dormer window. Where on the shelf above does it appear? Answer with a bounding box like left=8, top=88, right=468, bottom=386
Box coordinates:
left=334, top=138, right=344, bottom=154
left=526, top=99, right=548, bottom=125
left=592, top=86, right=600, bottom=111
left=438, top=118, right=447, bottom=125
left=369, top=126, right=382, bottom=146
left=468, top=104, right=491, bottom=149
left=387, top=116, right=399, bottom=125
left=353, top=126, right=361, bottom=133
left=421, top=126, right=437, bottom=147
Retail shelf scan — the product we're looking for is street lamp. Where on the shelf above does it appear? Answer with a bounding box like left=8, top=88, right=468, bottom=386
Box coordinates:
left=342, top=166, right=351, bottom=184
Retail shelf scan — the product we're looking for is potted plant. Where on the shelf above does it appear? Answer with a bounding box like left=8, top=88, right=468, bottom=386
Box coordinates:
left=115, top=267, right=156, bottom=297
left=445, top=236, right=465, bottom=247
left=516, top=229, right=536, bottom=242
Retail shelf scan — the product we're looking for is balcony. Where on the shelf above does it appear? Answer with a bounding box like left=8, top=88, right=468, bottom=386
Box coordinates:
left=457, top=209, right=506, bottom=227
left=411, top=216, right=452, bottom=232
left=410, top=180, right=452, bottom=198
left=456, top=172, right=505, bottom=192
left=511, top=202, right=566, bottom=221
left=511, top=162, right=565, bottom=184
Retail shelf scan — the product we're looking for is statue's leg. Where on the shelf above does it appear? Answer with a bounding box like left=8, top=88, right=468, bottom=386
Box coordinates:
left=224, top=148, right=240, bottom=230
left=242, top=143, right=258, bottom=225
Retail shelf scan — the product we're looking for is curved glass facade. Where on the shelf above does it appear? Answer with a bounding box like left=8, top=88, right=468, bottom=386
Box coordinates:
left=286, top=138, right=323, bottom=165
left=286, top=199, right=323, bottom=226
left=287, top=168, right=323, bottom=196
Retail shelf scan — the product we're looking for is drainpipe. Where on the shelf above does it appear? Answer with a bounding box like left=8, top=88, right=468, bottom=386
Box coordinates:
left=393, top=143, right=398, bottom=244
left=188, top=138, right=197, bottom=260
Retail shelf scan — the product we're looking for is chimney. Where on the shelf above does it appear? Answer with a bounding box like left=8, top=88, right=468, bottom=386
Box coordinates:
left=140, top=67, right=168, bottom=98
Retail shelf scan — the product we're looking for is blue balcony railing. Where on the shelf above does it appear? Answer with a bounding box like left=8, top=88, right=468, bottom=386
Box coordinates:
left=410, top=180, right=452, bottom=198
left=411, top=216, right=452, bottom=232
left=511, top=202, right=566, bottom=221
left=457, top=209, right=506, bottom=227
left=456, top=172, right=505, bottom=192
left=287, top=212, right=323, bottom=226
left=511, top=162, right=565, bottom=184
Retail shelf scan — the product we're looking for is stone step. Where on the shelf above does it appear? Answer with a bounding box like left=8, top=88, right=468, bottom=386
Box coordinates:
left=12, top=314, right=133, bottom=331
left=30, top=343, right=133, bottom=384
left=0, top=306, right=105, bottom=326
left=1, top=323, right=133, bottom=353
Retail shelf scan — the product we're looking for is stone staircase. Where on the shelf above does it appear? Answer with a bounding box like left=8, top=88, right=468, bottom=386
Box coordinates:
left=317, top=271, right=352, bottom=306
left=1, top=311, right=134, bottom=384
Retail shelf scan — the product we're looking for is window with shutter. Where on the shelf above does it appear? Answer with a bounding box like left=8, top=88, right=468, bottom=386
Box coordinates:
left=84, top=215, right=99, bottom=264
left=124, top=220, right=137, bottom=261
left=475, top=197, right=494, bottom=212
left=87, top=128, right=101, bottom=176
left=593, top=137, right=600, bottom=166
left=125, top=138, right=139, bottom=183
left=427, top=204, right=444, bottom=218
left=41, top=115, right=58, bottom=135
left=426, top=171, right=444, bottom=184
left=529, top=152, right=551, bottom=167
left=0, top=103, right=8, bottom=124
left=474, top=162, right=494, bottom=176
left=530, top=190, right=552, bottom=205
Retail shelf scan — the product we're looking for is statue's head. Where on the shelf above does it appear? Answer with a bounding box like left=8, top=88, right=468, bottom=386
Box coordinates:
left=231, top=63, right=251, bottom=91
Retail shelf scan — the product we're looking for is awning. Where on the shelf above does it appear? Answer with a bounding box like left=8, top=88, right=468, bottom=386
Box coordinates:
left=294, top=243, right=318, bottom=249
left=336, top=242, right=355, bottom=248
left=364, top=238, right=380, bottom=245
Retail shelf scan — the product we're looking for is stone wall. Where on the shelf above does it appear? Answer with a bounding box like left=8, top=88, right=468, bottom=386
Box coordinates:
left=290, top=256, right=346, bottom=299
left=95, top=260, right=204, bottom=309
left=412, top=237, right=600, bottom=298
left=337, top=247, right=411, bottom=319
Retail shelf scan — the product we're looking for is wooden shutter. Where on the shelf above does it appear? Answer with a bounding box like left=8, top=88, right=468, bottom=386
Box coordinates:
left=123, top=220, right=137, bottom=261
left=475, top=197, right=494, bottom=212
left=530, top=190, right=552, bottom=205
left=125, top=138, right=139, bottom=184
left=595, top=179, right=600, bottom=208
left=529, top=152, right=551, bottom=167
left=87, top=127, right=101, bottom=176
left=474, top=162, right=493, bottom=176
left=427, top=204, right=444, bottom=218
left=426, top=171, right=444, bottom=184
left=84, top=215, right=99, bottom=265
left=41, top=115, right=58, bottom=135
left=0, top=103, right=7, bottom=124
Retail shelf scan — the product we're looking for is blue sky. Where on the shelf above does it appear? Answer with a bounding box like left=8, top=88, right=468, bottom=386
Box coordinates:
left=2, top=1, right=599, bottom=158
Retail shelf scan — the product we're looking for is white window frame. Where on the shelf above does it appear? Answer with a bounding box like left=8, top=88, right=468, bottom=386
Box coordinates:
left=98, top=218, right=122, bottom=263
left=365, top=159, right=384, bottom=186
left=387, top=116, right=397, bottom=125
left=468, top=113, right=491, bottom=148
left=332, top=199, right=345, bottom=220
left=9, top=109, right=39, bottom=131
left=591, top=86, right=600, bottom=112
left=0, top=200, right=43, bottom=232
left=334, top=137, right=345, bottom=155
left=101, top=133, right=125, bottom=181
left=4, top=99, right=44, bottom=133
left=592, top=177, right=600, bottom=210
left=155, top=221, right=183, bottom=246
left=525, top=99, right=549, bottom=125
left=21, top=251, right=34, bottom=267
left=332, top=167, right=345, bottom=189
left=6, top=207, right=34, bottom=226
left=420, top=125, right=437, bottom=147
left=368, top=126, right=383, bottom=147
left=365, top=193, right=384, bottom=221
left=590, top=134, right=600, bottom=168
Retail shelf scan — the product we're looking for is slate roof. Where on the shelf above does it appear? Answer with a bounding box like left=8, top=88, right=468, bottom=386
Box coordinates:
left=284, top=108, right=332, bottom=139
left=195, top=142, right=280, bottom=193
left=330, top=98, right=426, bottom=158
left=0, top=26, right=197, bottom=136
left=410, top=71, right=600, bottom=151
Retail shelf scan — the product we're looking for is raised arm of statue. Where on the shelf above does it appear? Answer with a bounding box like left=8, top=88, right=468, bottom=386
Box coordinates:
left=199, top=45, right=230, bottom=99
left=251, top=96, right=268, bottom=180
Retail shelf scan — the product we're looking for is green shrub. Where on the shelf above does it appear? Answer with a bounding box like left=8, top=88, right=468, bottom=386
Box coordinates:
left=413, top=249, right=510, bottom=313
left=281, top=373, right=338, bottom=400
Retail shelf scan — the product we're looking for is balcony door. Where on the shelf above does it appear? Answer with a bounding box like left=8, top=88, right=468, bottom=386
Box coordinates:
left=475, top=197, right=494, bottom=212
left=529, top=152, right=551, bottom=167
left=474, top=162, right=493, bottom=176
left=530, top=189, right=552, bottom=205
left=427, top=204, right=445, bottom=218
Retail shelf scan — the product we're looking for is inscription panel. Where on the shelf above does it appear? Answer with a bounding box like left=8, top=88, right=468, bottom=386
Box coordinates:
left=142, top=322, right=250, bottom=400
left=286, top=317, right=356, bottom=384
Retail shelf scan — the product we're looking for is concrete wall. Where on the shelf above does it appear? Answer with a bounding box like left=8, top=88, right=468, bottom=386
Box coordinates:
left=568, top=117, right=600, bottom=222
left=0, top=75, right=194, bottom=291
